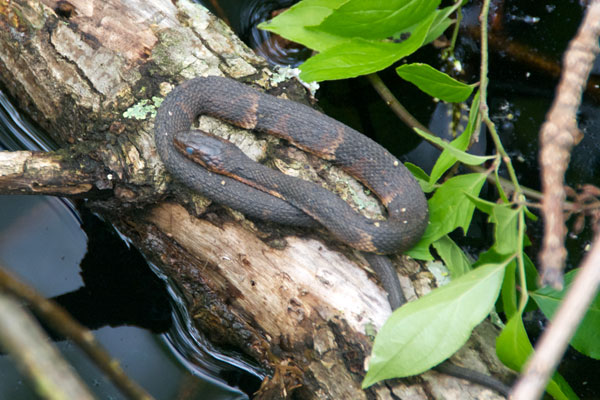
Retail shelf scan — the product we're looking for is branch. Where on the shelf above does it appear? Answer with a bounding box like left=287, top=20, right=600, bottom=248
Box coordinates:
left=0, top=150, right=105, bottom=197
left=0, top=266, right=154, bottom=400
left=539, top=0, right=600, bottom=288
left=511, top=232, right=600, bottom=399
left=0, top=292, right=95, bottom=400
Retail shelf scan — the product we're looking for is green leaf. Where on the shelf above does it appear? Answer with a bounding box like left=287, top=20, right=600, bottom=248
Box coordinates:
left=257, top=0, right=349, bottom=52
left=494, top=165, right=510, bottom=203
left=428, top=91, right=481, bottom=184
left=497, top=314, right=579, bottom=400
left=491, top=206, right=520, bottom=255
left=496, top=313, right=533, bottom=371
left=467, top=195, right=523, bottom=256
left=423, top=5, right=460, bottom=44
left=404, top=242, right=435, bottom=261
left=465, top=192, right=496, bottom=215
left=432, top=235, right=471, bottom=278
left=415, top=128, right=494, bottom=167
left=312, top=0, right=441, bottom=40
left=397, top=63, right=475, bottom=102
left=363, top=262, right=506, bottom=387
left=548, top=374, right=581, bottom=400
left=531, top=270, right=600, bottom=359
left=404, top=162, right=435, bottom=193
left=413, top=173, right=487, bottom=254
left=523, top=252, right=540, bottom=295
left=299, top=12, right=435, bottom=81
left=500, top=259, right=518, bottom=318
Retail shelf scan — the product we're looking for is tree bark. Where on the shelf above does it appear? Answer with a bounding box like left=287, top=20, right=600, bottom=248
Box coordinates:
left=0, top=0, right=514, bottom=398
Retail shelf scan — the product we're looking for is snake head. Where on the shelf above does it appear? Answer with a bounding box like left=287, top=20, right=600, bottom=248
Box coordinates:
left=173, top=130, right=230, bottom=173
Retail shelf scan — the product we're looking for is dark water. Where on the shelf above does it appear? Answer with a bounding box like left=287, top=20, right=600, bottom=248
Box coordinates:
left=0, top=89, right=252, bottom=399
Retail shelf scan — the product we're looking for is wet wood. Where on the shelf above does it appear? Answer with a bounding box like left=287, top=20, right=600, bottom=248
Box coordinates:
left=0, top=0, right=513, bottom=398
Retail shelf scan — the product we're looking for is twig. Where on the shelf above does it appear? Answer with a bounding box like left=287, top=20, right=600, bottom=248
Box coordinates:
left=478, top=0, right=524, bottom=202
left=510, top=232, right=600, bottom=399
left=0, top=291, right=95, bottom=399
left=367, top=73, right=430, bottom=133
left=538, top=0, right=600, bottom=289
left=464, top=27, right=600, bottom=103
left=0, top=266, right=154, bottom=400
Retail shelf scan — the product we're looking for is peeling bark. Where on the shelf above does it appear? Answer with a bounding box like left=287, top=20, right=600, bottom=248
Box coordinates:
left=0, top=0, right=514, bottom=398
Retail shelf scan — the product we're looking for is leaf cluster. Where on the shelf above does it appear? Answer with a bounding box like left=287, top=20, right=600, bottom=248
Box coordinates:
left=261, top=1, right=598, bottom=398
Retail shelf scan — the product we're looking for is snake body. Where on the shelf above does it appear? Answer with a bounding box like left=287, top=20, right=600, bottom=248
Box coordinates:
left=154, top=76, right=511, bottom=395
left=154, top=76, right=428, bottom=307
left=155, top=76, right=428, bottom=250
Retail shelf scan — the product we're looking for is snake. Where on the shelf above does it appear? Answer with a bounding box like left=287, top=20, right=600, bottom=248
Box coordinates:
left=153, top=76, right=511, bottom=396
left=154, top=75, right=428, bottom=308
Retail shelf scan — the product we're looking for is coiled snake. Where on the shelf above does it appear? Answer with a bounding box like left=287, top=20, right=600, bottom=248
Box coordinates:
left=154, top=76, right=428, bottom=309
left=153, top=76, right=510, bottom=396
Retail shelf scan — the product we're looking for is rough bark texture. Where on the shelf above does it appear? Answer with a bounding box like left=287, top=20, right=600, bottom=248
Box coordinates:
left=0, top=0, right=514, bottom=398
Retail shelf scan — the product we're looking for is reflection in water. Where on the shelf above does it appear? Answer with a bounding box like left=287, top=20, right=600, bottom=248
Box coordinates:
left=0, top=86, right=255, bottom=398
left=0, top=89, right=56, bottom=151
left=159, top=275, right=263, bottom=396
left=199, top=0, right=311, bottom=66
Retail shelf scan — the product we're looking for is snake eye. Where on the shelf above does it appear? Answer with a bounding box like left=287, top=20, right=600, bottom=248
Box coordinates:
left=185, top=146, right=194, bottom=155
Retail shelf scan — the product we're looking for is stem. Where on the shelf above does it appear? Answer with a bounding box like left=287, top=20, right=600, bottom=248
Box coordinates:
left=367, top=73, right=429, bottom=132
left=516, top=207, right=529, bottom=312
left=367, top=74, right=545, bottom=202
left=479, top=0, right=524, bottom=199
left=448, top=4, right=463, bottom=53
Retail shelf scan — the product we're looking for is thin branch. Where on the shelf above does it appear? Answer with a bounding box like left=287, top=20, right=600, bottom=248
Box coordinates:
left=367, top=73, right=430, bottom=133
left=0, top=266, right=154, bottom=400
left=511, top=232, right=600, bottom=399
left=0, top=150, right=104, bottom=197
left=0, top=291, right=95, bottom=400
left=479, top=0, right=524, bottom=203
left=538, top=0, right=600, bottom=288
left=464, top=27, right=600, bottom=103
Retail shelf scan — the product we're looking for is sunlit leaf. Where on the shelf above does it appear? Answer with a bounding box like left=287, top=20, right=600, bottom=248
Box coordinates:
left=411, top=173, right=487, bottom=257
left=258, top=0, right=348, bottom=52
left=404, top=162, right=435, bottom=193
left=467, top=195, right=523, bottom=256
left=299, top=12, right=435, bottom=81
left=491, top=206, right=520, bottom=255
left=312, top=0, right=441, bottom=40
left=428, top=91, right=481, bottom=184
left=423, top=4, right=461, bottom=44
left=363, top=262, right=506, bottom=387
left=415, top=128, right=494, bottom=167
left=397, top=63, right=475, bottom=102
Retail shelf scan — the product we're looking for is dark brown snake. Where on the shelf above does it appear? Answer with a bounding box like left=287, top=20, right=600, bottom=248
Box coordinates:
left=154, top=76, right=510, bottom=395
left=154, top=76, right=429, bottom=308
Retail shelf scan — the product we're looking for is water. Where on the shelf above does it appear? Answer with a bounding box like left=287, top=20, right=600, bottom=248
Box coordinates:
left=0, top=88, right=252, bottom=399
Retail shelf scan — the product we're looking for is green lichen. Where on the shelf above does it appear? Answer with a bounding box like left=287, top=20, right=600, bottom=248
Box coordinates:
left=123, top=96, right=163, bottom=120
